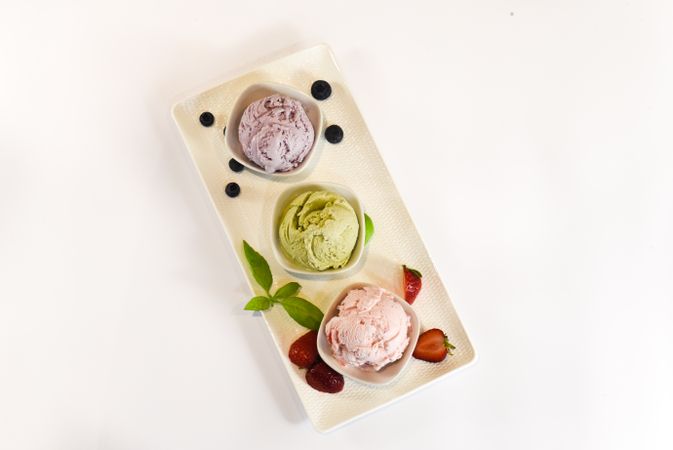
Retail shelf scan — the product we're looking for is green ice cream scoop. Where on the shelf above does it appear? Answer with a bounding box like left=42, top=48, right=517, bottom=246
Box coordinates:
left=278, top=190, right=359, bottom=271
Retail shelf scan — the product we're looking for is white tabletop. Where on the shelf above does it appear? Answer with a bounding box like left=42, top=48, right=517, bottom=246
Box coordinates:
left=1, top=1, right=672, bottom=449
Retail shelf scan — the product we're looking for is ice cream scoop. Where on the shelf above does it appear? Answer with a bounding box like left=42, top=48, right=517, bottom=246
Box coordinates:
left=325, top=286, right=411, bottom=371
left=238, top=94, right=314, bottom=173
left=278, top=190, right=358, bottom=271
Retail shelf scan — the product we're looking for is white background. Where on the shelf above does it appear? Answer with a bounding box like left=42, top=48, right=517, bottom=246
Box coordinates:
left=1, top=1, right=672, bottom=449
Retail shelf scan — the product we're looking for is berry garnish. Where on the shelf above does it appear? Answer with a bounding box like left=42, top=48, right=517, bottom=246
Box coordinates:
left=412, top=328, right=455, bottom=363
left=306, top=361, right=344, bottom=393
left=199, top=111, right=214, bottom=127
left=225, top=182, right=240, bottom=198
left=310, top=80, right=332, bottom=100
left=324, top=125, right=343, bottom=144
left=288, top=330, right=319, bottom=369
left=403, top=265, right=422, bottom=304
left=228, top=158, right=244, bottom=173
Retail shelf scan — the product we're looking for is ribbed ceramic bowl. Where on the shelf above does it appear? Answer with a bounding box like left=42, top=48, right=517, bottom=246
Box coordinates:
left=225, top=82, right=323, bottom=177
left=317, top=282, right=421, bottom=386
left=271, top=182, right=365, bottom=278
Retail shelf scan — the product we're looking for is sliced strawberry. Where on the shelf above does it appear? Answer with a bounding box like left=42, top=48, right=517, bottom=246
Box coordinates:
left=288, top=330, right=319, bottom=369
left=305, top=360, right=345, bottom=393
left=413, top=328, right=456, bottom=363
left=403, top=265, right=423, bottom=304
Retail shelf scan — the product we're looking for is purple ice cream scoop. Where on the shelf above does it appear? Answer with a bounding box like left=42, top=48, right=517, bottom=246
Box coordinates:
left=238, top=94, right=315, bottom=173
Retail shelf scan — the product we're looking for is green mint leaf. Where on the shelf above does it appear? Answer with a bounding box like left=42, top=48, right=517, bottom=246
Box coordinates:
left=280, top=297, right=324, bottom=331
left=244, top=296, right=272, bottom=311
left=273, top=282, right=301, bottom=300
left=364, top=213, right=374, bottom=245
left=243, top=240, right=272, bottom=293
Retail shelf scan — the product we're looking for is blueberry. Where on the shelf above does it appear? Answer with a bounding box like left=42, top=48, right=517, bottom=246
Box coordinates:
left=225, top=182, right=240, bottom=198
left=311, top=80, right=332, bottom=101
left=199, top=112, right=214, bottom=127
left=228, top=158, right=244, bottom=173
left=222, top=126, right=227, bottom=136
left=324, top=125, right=343, bottom=144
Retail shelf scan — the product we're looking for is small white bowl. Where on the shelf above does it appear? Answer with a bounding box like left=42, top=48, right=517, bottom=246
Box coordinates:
left=271, top=182, right=365, bottom=278
left=317, top=283, right=421, bottom=386
left=225, top=82, right=323, bottom=176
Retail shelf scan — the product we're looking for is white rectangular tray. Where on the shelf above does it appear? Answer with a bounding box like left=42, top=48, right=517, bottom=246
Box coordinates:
left=171, top=44, right=475, bottom=432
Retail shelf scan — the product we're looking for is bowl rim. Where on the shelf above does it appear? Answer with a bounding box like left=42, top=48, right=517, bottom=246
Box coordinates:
left=270, top=182, right=365, bottom=278
left=225, top=82, right=323, bottom=177
left=316, top=282, right=421, bottom=386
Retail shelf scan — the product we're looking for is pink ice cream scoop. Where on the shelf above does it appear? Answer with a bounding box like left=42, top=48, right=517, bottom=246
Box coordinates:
left=238, top=94, right=315, bottom=173
left=325, top=286, right=411, bottom=371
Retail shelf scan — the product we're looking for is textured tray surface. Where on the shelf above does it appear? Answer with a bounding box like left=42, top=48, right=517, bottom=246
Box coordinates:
left=172, top=44, right=475, bottom=432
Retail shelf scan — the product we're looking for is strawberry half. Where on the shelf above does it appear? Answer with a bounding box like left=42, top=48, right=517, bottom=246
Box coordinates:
left=288, top=330, right=319, bottom=369
left=306, top=360, right=344, bottom=393
left=412, top=328, right=456, bottom=362
left=403, top=265, right=423, bottom=304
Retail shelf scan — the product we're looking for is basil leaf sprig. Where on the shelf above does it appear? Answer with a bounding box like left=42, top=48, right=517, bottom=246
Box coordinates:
left=242, top=240, right=272, bottom=293
left=242, top=241, right=324, bottom=331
